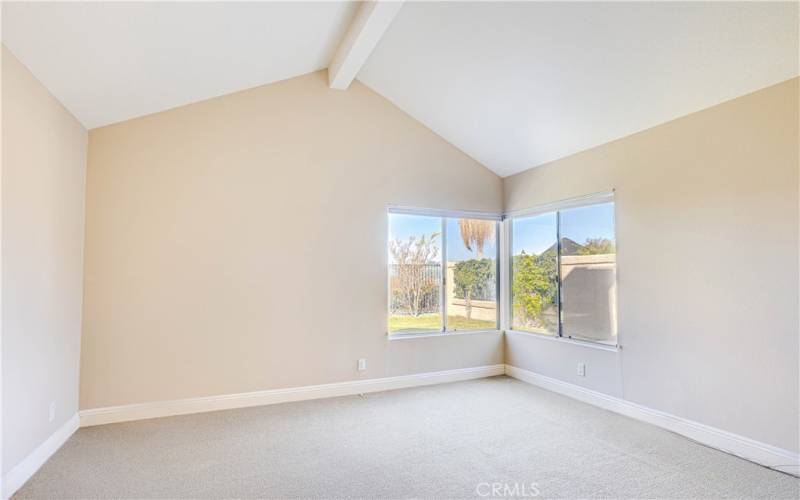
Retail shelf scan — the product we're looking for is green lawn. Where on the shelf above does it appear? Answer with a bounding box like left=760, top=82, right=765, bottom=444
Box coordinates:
left=389, top=314, right=496, bottom=333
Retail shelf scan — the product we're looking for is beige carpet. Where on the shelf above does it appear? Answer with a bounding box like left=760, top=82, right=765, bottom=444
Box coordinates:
left=14, top=376, right=799, bottom=499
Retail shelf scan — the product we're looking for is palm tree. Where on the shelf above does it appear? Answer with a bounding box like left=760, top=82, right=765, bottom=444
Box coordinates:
left=458, top=219, right=494, bottom=258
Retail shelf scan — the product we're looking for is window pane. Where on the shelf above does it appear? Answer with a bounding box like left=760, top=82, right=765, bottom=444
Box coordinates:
left=511, top=212, right=559, bottom=335
left=559, top=202, right=617, bottom=344
left=388, top=214, right=442, bottom=333
left=446, top=218, right=497, bottom=331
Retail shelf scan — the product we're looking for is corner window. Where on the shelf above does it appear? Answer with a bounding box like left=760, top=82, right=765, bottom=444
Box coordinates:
left=510, top=197, right=617, bottom=345
left=388, top=210, right=499, bottom=335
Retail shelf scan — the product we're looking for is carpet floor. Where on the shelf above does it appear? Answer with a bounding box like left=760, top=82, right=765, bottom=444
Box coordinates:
left=14, top=376, right=799, bottom=499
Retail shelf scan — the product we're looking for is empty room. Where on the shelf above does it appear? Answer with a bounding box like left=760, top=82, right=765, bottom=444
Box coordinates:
left=2, top=1, right=798, bottom=498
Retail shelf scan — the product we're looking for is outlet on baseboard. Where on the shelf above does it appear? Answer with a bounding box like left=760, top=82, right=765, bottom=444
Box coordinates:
left=577, top=362, right=586, bottom=377
left=357, top=358, right=367, bottom=371
left=49, top=401, right=56, bottom=422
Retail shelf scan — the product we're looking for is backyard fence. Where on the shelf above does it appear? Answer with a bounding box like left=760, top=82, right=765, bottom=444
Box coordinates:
left=390, top=262, right=497, bottom=317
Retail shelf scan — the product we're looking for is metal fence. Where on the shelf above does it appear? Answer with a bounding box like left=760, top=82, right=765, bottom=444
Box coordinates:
left=389, top=263, right=441, bottom=315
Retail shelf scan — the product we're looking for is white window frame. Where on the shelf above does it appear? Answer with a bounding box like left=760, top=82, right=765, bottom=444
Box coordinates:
left=504, top=190, right=619, bottom=348
left=386, top=205, right=502, bottom=338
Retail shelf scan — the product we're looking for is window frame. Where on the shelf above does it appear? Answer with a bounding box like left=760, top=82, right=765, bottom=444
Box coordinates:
left=505, top=191, right=618, bottom=347
left=386, top=206, right=502, bottom=337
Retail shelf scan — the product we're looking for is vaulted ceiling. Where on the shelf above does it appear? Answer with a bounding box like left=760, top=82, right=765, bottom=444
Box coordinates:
left=1, top=1, right=359, bottom=128
left=3, top=1, right=798, bottom=177
left=359, top=2, right=799, bottom=176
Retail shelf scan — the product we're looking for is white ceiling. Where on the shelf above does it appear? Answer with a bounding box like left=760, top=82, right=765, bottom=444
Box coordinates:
left=359, top=1, right=799, bottom=176
left=1, top=1, right=358, bottom=128
left=3, top=2, right=798, bottom=177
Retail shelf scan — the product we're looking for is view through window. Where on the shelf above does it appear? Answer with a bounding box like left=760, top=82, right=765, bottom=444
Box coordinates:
left=510, top=200, right=617, bottom=345
left=446, top=218, right=497, bottom=331
left=559, top=203, right=617, bottom=343
left=510, top=212, right=559, bottom=335
left=388, top=212, right=498, bottom=334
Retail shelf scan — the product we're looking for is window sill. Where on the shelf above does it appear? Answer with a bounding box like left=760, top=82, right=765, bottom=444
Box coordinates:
left=505, top=329, right=621, bottom=352
left=387, top=329, right=502, bottom=341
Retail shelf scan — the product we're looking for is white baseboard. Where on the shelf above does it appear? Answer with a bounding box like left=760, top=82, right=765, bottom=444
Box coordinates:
left=80, top=364, right=506, bottom=427
left=2, top=413, right=79, bottom=499
left=505, top=364, right=799, bottom=476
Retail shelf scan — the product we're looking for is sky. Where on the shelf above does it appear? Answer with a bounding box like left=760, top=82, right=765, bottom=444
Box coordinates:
left=513, top=203, right=615, bottom=255
left=389, top=202, right=614, bottom=261
left=388, top=214, right=497, bottom=262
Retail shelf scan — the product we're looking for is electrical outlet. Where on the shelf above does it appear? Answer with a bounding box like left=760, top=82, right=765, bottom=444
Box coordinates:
left=49, top=401, right=56, bottom=422
left=357, top=358, right=367, bottom=371
left=577, top=362, right=586, bottom=377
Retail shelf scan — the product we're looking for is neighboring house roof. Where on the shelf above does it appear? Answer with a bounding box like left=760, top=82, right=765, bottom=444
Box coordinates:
left=558, top=238, right=585, bottom=256
left=538, top=238, right=583, bottom=257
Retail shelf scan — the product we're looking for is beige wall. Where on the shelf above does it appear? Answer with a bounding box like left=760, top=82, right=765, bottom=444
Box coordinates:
left=81, top=70, right=503, bottom=410
left=1, top=46, right=87, bottom=475
left=504, top=78, right=799, bottom=452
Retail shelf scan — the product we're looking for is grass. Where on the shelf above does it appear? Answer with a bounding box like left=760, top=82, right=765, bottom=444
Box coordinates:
left=389, top=313, right=496, bottom=333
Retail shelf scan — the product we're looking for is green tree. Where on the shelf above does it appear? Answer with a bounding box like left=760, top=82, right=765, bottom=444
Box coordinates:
left=512, top=250, right=557, bottom=329
left=453, top=258, right=493, bottom=319
left=578, top=238, right=615, bottom=255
